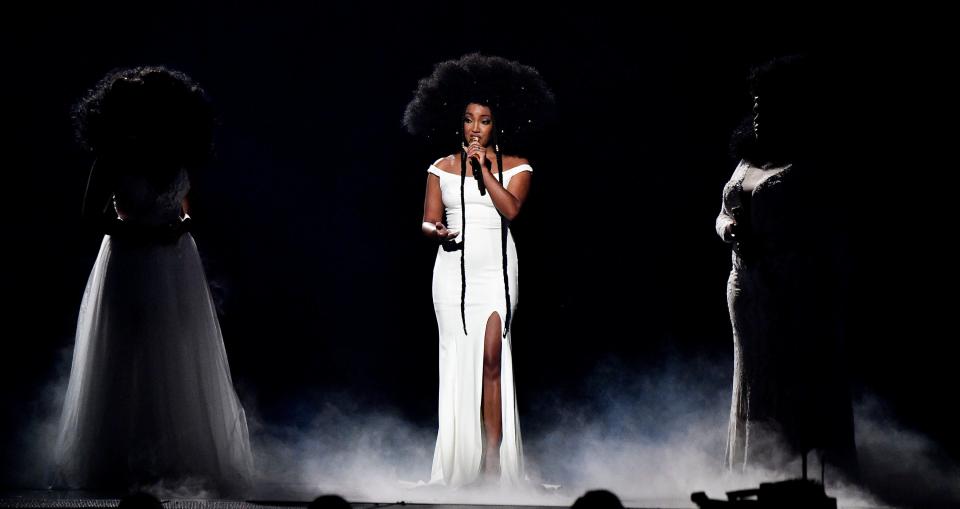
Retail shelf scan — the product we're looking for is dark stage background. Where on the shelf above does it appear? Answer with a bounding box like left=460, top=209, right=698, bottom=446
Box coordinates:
left=2, top=3, right=955, bottom=498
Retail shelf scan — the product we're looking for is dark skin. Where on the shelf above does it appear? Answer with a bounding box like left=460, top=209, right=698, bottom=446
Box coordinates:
left=420, top=103, right=532, bottom=477
left=421, top=103, right=532, bottom=237
left=82, top=155, right=190, bottom=225
left=725, top=95, right=787, bottom=241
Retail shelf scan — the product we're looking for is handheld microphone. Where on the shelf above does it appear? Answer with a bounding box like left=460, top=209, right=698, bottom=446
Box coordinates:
left=468, top=136, right=486, bottom=195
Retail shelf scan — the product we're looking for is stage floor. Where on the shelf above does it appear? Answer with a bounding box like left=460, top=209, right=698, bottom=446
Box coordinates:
left=0, top=487, right=888, bottom=509
left=0, top=490, right=695, bottom=509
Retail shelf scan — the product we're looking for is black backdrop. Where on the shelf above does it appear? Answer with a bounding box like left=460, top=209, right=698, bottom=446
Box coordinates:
left=2, top=3, right=955, bottom=490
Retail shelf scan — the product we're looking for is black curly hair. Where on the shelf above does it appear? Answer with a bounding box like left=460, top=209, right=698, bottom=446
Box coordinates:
left=74, top=65, right=214, bottom=170
left=403, top=52, right=555, bottom=156
left=405, top=53, right=555, bottom=338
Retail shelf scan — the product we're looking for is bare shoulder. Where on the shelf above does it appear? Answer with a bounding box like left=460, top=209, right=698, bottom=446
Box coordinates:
left=502, top=155, right=530, bottom=170
left=432, top=154, right=458, bottom=173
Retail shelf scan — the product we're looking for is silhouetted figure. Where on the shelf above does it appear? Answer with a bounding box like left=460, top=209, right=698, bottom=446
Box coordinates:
left=717, top=56, right=858, bottom=480
left=307, top=494, right=351, bottom=509
left=571, top=489, right=625, bottom=509
left=117, top=492, right=163, bottom=509
left=53, top=66, right=253, bottom=493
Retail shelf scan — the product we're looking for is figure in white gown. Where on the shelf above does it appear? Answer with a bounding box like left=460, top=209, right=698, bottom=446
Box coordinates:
left=717, top=56, right=857, bottom=478
left=404, top=53, right=554, bottom=488
left=425, top=153, right=531, bottom=487
left=54, top=66, right=253, bottom=491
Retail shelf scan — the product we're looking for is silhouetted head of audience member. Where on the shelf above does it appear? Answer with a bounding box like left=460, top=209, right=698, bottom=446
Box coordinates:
left=571, top=489, right=625, bottom=509
left=117, top=492, right=163, bottom=509
left=307, top=494, right=351, bottom=509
